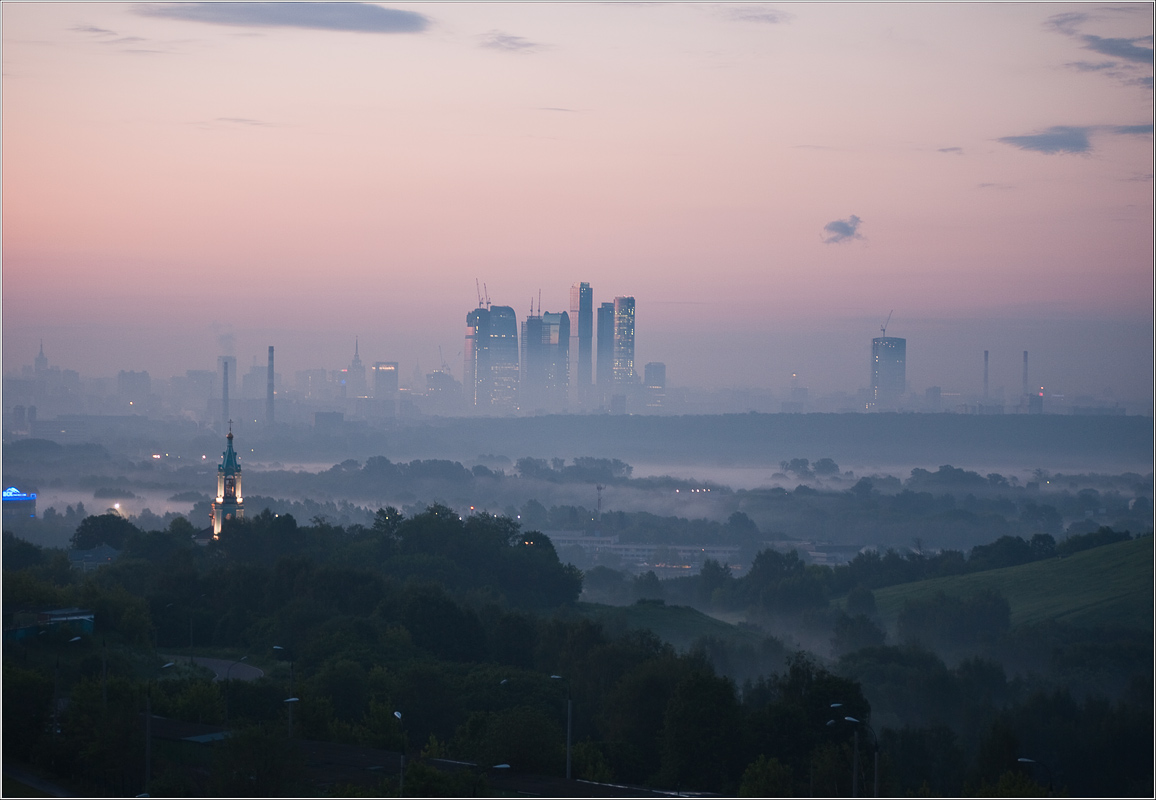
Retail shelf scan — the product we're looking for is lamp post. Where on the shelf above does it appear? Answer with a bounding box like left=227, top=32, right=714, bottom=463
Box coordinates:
left=828, top=704, right=879, bottom=798
left=284, top=697, right=299, bottom=739
left=144, top=661, right=175, bottom=794
left=1017, top=757, right=1054, bottom=794
left=550, top=675, right=572, bottom=780
left=273, top=645, right=294, bottom=696
left=394, top=711, right=405, bottom=796
left=224, top=655, right=248, bottom=723
left=844, top=716, right=878, bottom=799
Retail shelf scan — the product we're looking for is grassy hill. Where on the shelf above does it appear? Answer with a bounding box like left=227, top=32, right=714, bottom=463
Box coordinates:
left=576, top=600, right=766, bottom=652
left=871, top=536, right=1154, bottom=631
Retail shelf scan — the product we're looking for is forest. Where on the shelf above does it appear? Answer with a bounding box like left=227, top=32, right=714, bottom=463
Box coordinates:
left=3, top=498, right=1152, bottom=797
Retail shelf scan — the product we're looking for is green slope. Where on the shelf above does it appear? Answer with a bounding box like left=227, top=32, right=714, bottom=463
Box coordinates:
left=871, top=536, right=1154, bottom=631
left=576, top=600, right=765, bottom=652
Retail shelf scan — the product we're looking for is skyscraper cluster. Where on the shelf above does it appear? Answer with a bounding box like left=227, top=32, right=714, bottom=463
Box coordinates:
left=465, top=283, right=640, bottom=413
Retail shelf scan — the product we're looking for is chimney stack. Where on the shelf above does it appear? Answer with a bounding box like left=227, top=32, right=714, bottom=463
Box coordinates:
left=266, top=346, right=275, bottom=426
left=983, top=350, right=989, bottom=400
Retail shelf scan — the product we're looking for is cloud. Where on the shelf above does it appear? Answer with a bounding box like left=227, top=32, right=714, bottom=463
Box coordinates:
left=1045, top=11, right=1088, bottom=37
left=72, top=24, right=117, bottom=36
left=1110, top=123, right=1155, bottom=135
left=997, top=126, right=1092, bottom=154
left=215, top=117, right=278, bottom=127
left=1080, top=34, right=1154, bottom=63
left=479, top=30, right=542, bottom=53
left=534, top=107, right=577, bottom=113
left=938, top=146, right=963, bottom=155
left=997, top=123, right=1152, bottom=154
left=1065, top=60, right=1118, bottom=72
left=722, top=7, right=794, bottom=25
left=821, top=215, right=863, bottom=244
left=134, top=3, right=429, bottom=34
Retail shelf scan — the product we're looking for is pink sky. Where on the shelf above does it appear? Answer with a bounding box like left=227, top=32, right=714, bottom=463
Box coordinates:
left=3, top=3, right=1153, bottom=400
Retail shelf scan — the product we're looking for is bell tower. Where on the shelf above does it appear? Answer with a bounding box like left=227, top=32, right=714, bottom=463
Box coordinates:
left=211, top=422, right=244, bottom=539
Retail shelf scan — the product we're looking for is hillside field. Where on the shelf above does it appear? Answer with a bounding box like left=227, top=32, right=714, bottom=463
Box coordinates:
left=871, top=536, right=1154, bottom=631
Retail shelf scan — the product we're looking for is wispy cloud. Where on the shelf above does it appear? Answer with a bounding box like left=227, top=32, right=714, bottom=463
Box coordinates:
left=216, top=117, right=278, bottom=127
left=998, top=124, right=1152, bottom=154
left=721, top=6, right=793, bottom=25
left=1046, top=10, right=1154, bottom=90
left=1065, top=60, right=1118, bottom=72
left=938, top=146, right=963, bottom=155
left=821, top=215, right=863, bottom=245
left=134, top=3, right=429, bottom=34
left=71, top=24, right=116, bottom=36
left=998, top=126, right=1092, bottom=154
left=1080, top=34, right=1154, bottom=64
left=479, top=30, right=542, bottom=53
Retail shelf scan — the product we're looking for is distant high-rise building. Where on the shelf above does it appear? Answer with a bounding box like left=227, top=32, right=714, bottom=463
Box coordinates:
left=871, top=336, right=906, bottom=407
left=570, top=282, right=593, bottom=403
left=344, top=338, right=367, bottom=398
left=465, top=304, right=519, bottom=412
left=465, top=307, right=490, bottom=408
left=644, top=362, right=666, bottom=408
left=522, top=310, right=570, bottom=412
left=372, top=362, right=399, bottom=397
left=596, top=302, right=615, bottom=389
left=117, top=370, right=151, bottom=401
left=34, top=342, right=48, bottom=373
left=489, top=306, right=519, bottom=411
left=613, top=296, right=636, bottom=385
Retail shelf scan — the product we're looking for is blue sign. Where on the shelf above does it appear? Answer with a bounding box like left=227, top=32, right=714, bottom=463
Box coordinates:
left=3, top=487, right=36, bottom=501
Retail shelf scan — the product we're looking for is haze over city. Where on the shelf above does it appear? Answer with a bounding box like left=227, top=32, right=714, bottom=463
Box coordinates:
left=3, top=2, right=1152, bottom=406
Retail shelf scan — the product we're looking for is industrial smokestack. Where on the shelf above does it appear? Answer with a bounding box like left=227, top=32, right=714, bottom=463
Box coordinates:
left=222, top=359, right=230, bottom=432
left=983, top=350, right=989, bottom=400
left=1022, top=350, right=1029, bottom=397
left=266, top=346, right=275, bottom=426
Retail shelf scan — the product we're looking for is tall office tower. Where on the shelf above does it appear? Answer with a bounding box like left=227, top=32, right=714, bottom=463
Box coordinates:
left=870, top=336, right=906, bottom=407
left=1022, top=351, right=1029, bottom=397
left=644, top=362, right=666, bottom=408
left=570, top=282, right=593, bottom=403
left=465, top=304, right=519, bottom=411
left=372, top=362, right=399, bottom=397
left=34, top=342, right=48, bottom=373
left=465, top=307, right=490, bottom=408
left=596, top=302, right=615, bottom=388
left=267, top=346, right=275, bottom=425
left=612, top=296, right=636, bottom=385
left=522, top=310, right=570, bottom=412
left=488, top=305, right=520, bottom=411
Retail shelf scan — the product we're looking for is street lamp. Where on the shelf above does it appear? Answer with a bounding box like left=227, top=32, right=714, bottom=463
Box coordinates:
left=394, top=711, right=405, bottom=796
left=551, top=675, right=572, bottom=780
left=273, top=645, right=294, bottom=695
left=144, top=661, right=175, bottom=794
left=1017, top=757, right=1054, bottom=793
left=284, top=697, right=299, bottom=739
left=224, top=656, right=248, bottom=723
left=827, top=706, right=879, bottom=798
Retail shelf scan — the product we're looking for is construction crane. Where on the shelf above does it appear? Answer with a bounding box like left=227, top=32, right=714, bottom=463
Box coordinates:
left=880, top=310, right=893, bottom=337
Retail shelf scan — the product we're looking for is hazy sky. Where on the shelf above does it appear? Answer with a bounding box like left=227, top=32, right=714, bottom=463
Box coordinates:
left=3, top=3, right=1153, bottom=400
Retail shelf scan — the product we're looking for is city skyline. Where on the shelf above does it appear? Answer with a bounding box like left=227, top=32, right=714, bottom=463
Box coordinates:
left=3, top=3, right=1152, bottom=403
